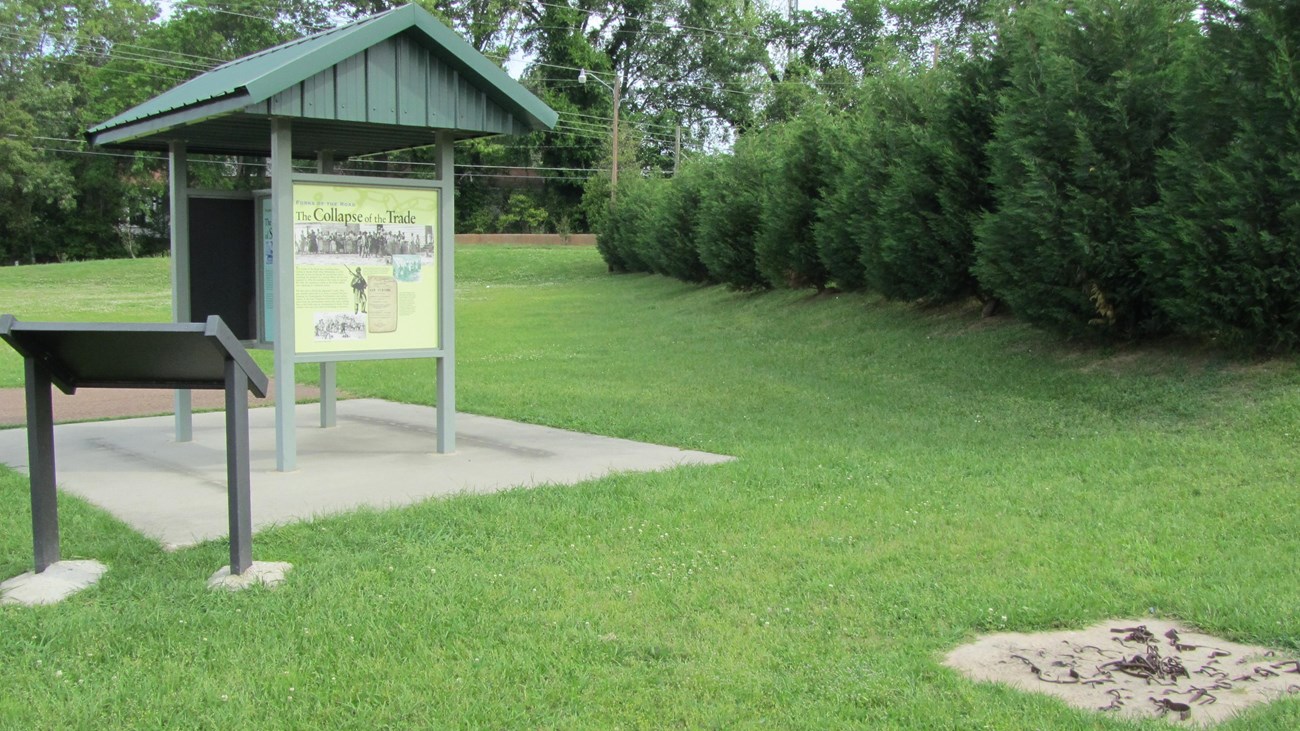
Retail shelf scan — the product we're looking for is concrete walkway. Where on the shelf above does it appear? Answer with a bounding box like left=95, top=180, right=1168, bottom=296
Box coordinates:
left=0, top=399, right=732, bottom=549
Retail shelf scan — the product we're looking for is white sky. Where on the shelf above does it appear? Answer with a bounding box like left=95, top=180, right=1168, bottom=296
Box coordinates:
left=797, top=0, right=845, bottom=10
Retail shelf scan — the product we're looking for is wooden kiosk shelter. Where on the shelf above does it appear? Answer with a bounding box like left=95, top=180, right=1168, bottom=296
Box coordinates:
left=86, top=4, right=557, bottom=470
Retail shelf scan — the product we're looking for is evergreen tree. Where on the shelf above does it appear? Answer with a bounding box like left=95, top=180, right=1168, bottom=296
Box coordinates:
left=755, top=111, right=833, bottom=290
left=1143, top=1, right=1300, bottom=351
left=868, top=66, right=974, bottom=303
left=643, top=162, right=711, bottom=283
left=814, top=84, right=892, bottom=291
left=975, top=0, right=1194, bottom=337
left=595, top=177, right=654, bottom=273
left=695, top=141, right=770, bottom=289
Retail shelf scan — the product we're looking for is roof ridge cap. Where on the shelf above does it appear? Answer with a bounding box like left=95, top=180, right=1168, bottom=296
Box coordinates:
left=211, top=5, right=402, bottom=73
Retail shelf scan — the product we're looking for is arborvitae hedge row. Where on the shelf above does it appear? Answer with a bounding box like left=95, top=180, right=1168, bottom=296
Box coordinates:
left=593, top=0, right=1300, bottom=352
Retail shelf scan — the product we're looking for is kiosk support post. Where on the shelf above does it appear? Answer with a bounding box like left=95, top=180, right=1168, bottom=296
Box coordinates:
left=272, top=119, right=297, bottom=471
left=436, top=130, right=455, bottom=453
left=224, top=359, right=253, bottom=574
left=24, top=358, right=59, bottom=573
left=169, top=140, right=193, bottom=443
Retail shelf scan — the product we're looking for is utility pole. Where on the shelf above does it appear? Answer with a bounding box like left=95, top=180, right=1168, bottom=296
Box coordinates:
left=579, top=68, right=623, bottom=202
left=610, top=72, right=621, bottom=202
left=673, top=125, right=681, bottom=175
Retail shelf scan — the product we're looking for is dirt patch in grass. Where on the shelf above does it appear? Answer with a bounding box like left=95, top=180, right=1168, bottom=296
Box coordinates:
left=945, top=619, right=1300, bottom=726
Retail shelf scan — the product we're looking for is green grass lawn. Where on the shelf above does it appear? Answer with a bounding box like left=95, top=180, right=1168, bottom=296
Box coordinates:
left=2, top=248, right=1298, bottom=729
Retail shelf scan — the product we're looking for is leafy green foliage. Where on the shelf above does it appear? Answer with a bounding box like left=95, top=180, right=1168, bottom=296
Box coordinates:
left=497, top=193, right=551, bottom=233
left=866, top=55, right=1001, bottom=305
left=863, top=70, right=950, bottom=302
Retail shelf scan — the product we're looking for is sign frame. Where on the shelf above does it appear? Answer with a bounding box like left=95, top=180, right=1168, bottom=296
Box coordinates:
left=287, top=173, right=447, bottom=364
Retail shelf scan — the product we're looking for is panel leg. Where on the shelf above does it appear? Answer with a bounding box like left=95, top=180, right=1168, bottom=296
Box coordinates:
left=319, top=362, right=336, bottom=428
left=225, top=361, right=252, bottom=575
left=174, top=388, right=192, bottom=442
left=25, top=359, right=59, bottom=573
left=436, top=355, right=454, bottom=453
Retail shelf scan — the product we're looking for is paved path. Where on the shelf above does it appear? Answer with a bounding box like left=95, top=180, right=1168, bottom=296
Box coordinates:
left=0, top=399, right=734, bottom=549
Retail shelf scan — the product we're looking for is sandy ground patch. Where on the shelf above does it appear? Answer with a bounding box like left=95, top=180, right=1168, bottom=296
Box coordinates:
left=945, top=619, right=1300, bottom=725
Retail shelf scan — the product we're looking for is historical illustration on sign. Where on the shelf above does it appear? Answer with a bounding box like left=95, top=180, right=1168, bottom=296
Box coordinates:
left=292, top=182, right=439, bottom=355
left=314, top=312, right=367, bottom=341
left=391, top=254, right=422, bottom=283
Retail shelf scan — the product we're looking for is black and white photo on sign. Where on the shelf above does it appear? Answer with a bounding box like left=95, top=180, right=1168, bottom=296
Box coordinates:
left=314, top=312, right=367, bottom=341
left=294, top=222, right=435, bottom=266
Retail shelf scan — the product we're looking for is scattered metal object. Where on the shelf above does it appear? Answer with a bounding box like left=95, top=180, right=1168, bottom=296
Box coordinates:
left=1161, top=656, right=1190, bottom=680
left=1113, top=625, right=1156, bottom=644
left=1166, top=628, right=1199, bottom=652
left=1150, top=697, right=1192, bottom=721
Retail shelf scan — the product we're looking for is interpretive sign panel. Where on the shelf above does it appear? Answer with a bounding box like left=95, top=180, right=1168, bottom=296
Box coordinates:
left=291, top=182, right=440, bottom=356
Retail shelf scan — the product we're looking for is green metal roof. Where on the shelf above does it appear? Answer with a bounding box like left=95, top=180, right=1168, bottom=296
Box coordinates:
left=87, top=4, right=556, bottom=157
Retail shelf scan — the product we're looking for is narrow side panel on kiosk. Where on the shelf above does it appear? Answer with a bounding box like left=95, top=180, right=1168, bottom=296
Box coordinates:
left=188, top=194, right=256, bottom=341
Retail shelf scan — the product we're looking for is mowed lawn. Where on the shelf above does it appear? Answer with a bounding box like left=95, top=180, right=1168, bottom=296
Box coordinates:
left=1, top=248, right=1297, bottom=729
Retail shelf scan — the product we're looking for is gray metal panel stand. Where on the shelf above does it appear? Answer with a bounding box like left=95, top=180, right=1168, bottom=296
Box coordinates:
left=0, top=315, right=268, bottom=576
left=24, top=358, right=58, bottom=572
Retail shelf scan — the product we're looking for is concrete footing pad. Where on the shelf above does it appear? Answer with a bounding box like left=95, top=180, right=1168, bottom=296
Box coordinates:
left=1, top=560, right=107, bottom=606
left=0, top=399, right=733, bottom=550
left=207, top=561, right=292, bottom=591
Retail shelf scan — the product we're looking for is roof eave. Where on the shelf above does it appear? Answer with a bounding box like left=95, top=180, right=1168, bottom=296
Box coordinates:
left=87, top=92, right=254, bottom=148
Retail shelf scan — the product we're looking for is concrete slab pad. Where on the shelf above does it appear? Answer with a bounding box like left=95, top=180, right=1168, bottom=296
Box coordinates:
left=1, top=560, right=107, bottom=606
left=207, top=561, right=293, bottom=591
left=0, top=400, right=732, bottom=549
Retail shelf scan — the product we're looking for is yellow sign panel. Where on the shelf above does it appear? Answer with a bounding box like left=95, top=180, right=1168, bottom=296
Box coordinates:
left=291, top=183, right=439, bottom=355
